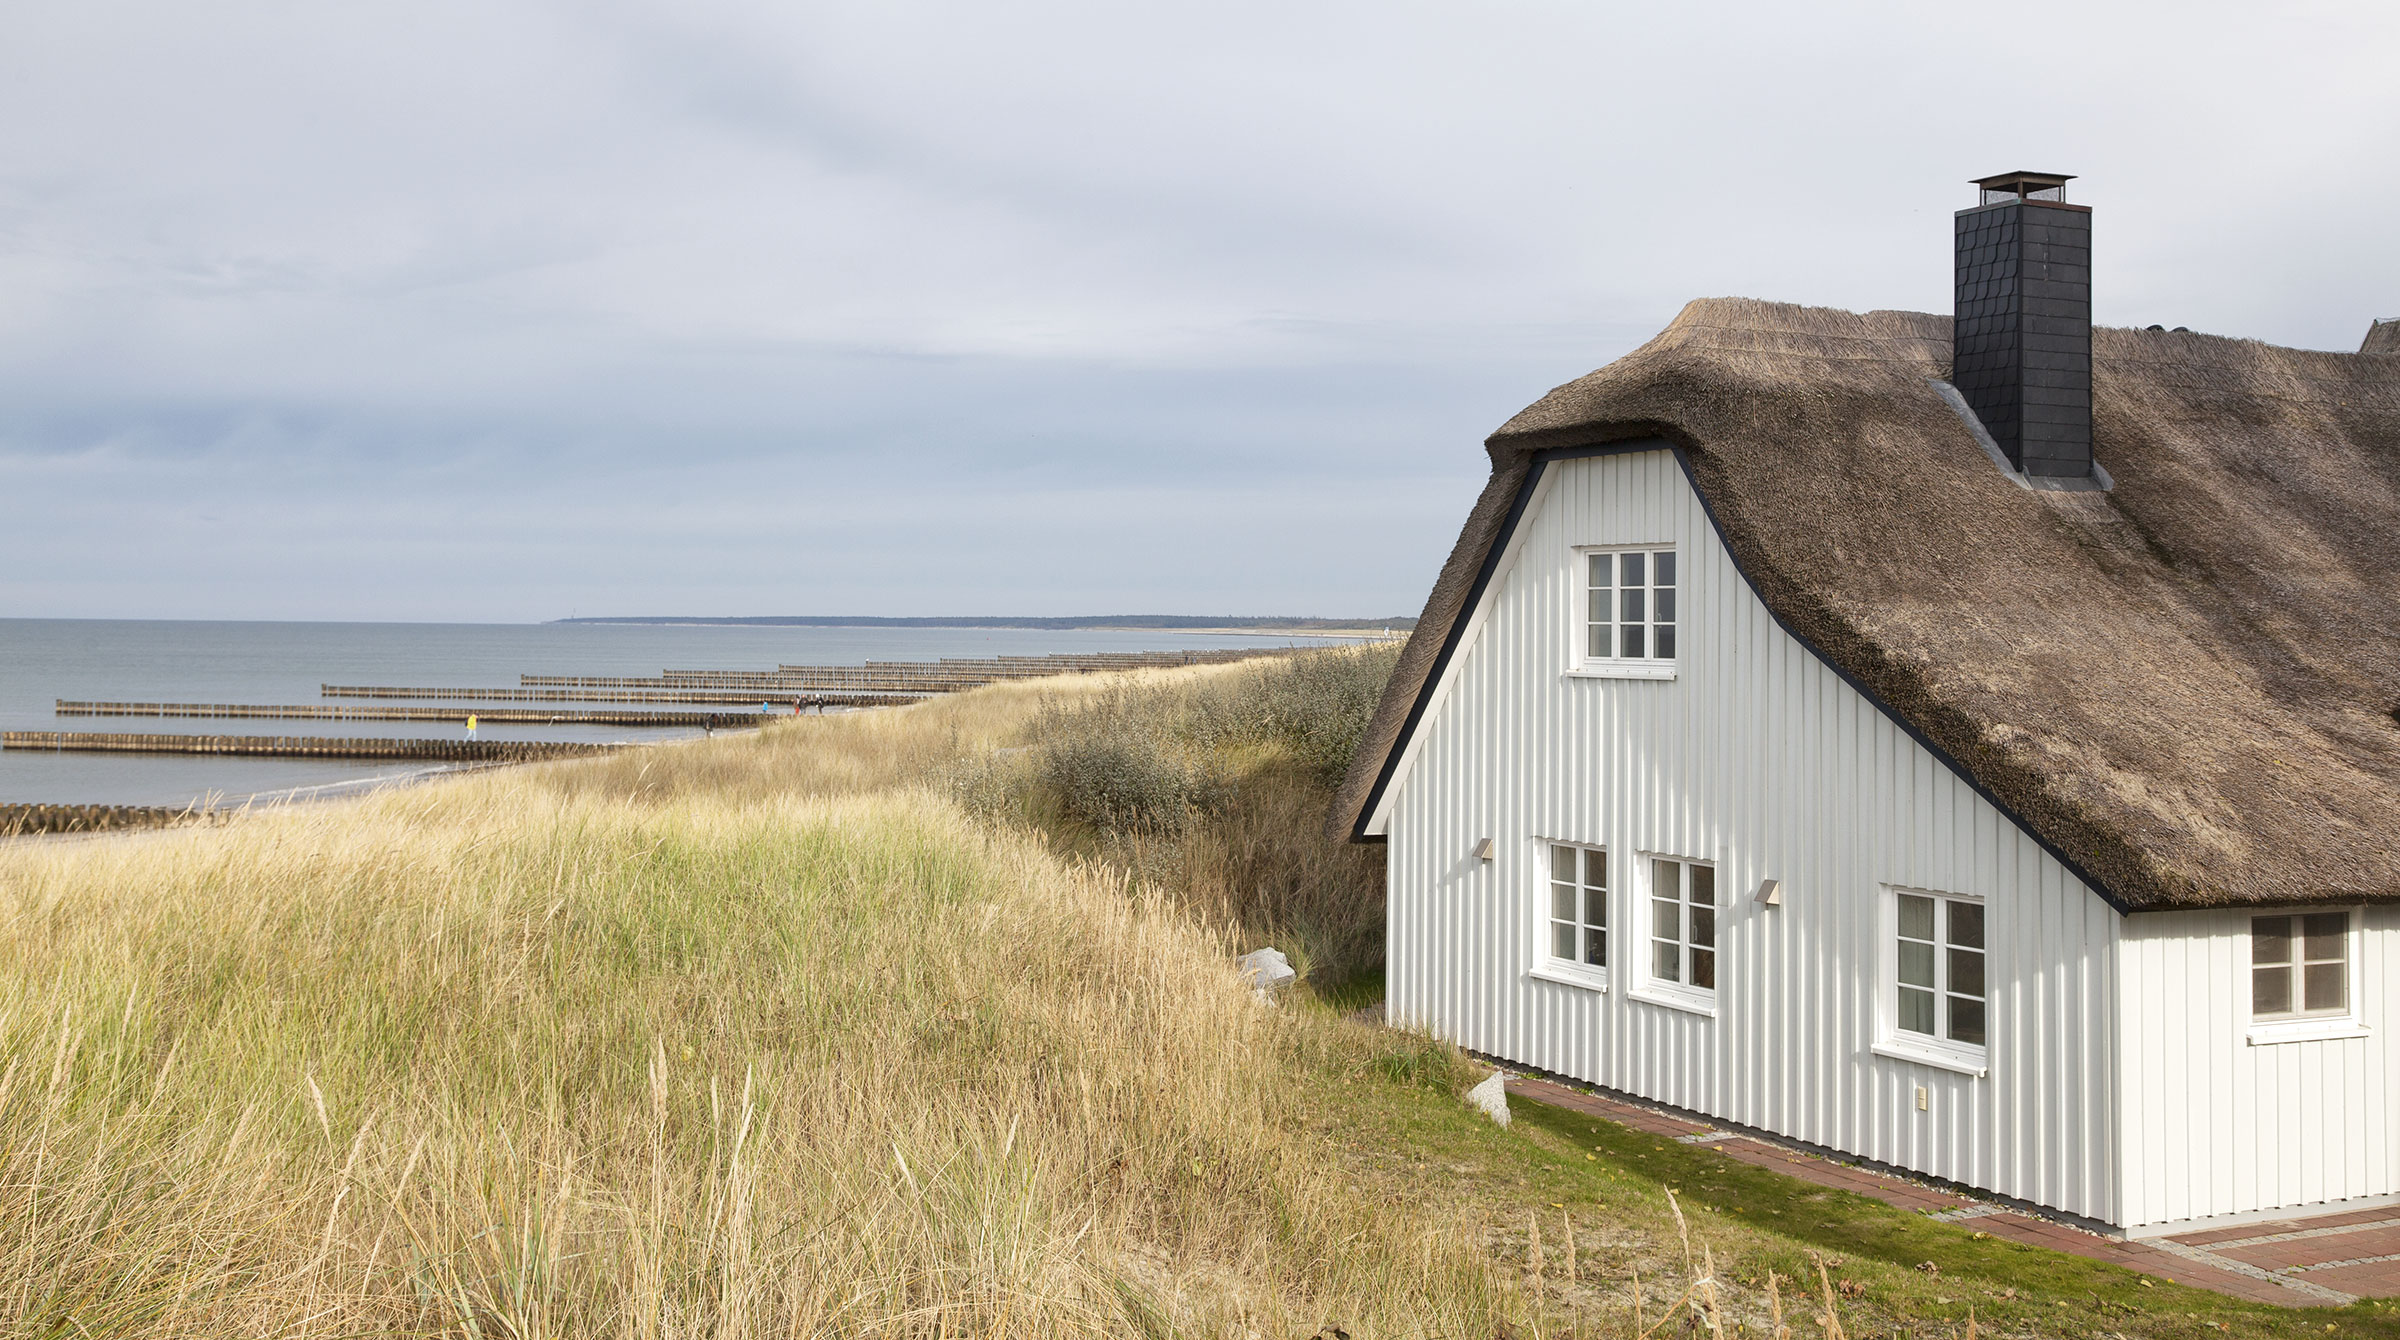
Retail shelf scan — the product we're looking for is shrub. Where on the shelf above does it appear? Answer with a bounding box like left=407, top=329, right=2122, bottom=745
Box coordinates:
left=1189, top=640, right=1402, bottom=787
left=1032, top=689, right=1227, bottom=836
left=962, top=644, right=1407, bottom=986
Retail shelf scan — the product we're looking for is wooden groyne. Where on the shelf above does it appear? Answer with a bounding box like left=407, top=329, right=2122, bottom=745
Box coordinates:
left=3, top=733, right=620, bottom=762
left=525, top=673, right=1008, bottom=691
left=0, top=802, right=214, bottom=837
left=519, top=648, right=1306, bottom=694
left=318, top=686, right=927, bottom=706
left=56, top=702, right=765, bottom=729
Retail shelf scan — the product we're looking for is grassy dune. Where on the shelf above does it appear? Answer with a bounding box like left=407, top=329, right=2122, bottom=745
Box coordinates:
left=0, top=659, right=1503, bottom=1337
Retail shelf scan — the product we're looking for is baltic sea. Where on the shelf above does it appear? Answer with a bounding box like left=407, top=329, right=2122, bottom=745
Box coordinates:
left=0, top=619, right=1323, bottom=807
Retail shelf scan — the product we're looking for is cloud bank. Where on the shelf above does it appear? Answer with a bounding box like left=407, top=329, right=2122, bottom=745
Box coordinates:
left=3, top=1, right=2394, bottom=620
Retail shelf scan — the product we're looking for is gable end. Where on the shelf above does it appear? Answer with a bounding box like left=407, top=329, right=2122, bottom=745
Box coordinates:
left=1352, top=438, right=2133, bottom=916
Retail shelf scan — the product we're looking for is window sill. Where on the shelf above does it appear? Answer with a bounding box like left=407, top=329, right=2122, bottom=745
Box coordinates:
left=2248, top=1017, right=2370, bottom=1046
left=1527, top=965, right=1609, bottom=995
left=1626, top=985, right=1716, bottom=1019
left=1564, top=662, right=1678, bottom=682
left=1871, top=1039, right=1988, bottom=1078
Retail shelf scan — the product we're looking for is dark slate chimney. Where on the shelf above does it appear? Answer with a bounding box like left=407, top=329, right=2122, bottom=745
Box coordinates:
left=1954, top=172, right=2092, bottom=479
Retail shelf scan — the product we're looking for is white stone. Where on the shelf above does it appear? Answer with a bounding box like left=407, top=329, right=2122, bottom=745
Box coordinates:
left=1235, top=947, right=1295, bottom=998
left=1466, top=1070, right=1511, bottom=1127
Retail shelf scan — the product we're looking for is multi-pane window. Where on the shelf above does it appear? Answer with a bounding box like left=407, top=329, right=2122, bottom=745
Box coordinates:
left=1547, top=844, right=1607, bottom=971
left=1896, top=893, right=1986, bottom=1049
left=2253, top=913, right=2349, bottom=1020
left=1648, top=857, right=1715, bottom=991
left=1585, top=549, right=1677, bottom=663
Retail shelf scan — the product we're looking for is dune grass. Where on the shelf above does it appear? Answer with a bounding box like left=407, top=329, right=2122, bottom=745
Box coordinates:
left=0, top=660, right=1505, bottom=1337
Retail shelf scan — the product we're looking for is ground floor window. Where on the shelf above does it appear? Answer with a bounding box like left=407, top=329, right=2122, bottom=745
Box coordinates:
left=2252, top=911, right=2351, bottom=1020
left=1895, top=890, right=1985, bottom=1048
left=1546, top=843, right=1607, bottom=970
left=1648, top=856, right=1716, bottom=992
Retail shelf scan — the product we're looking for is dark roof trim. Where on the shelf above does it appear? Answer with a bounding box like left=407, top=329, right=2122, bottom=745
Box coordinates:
left=1352, top=435, right=2135, bottom=917
left=1346, top=440, right=1659, bottom=842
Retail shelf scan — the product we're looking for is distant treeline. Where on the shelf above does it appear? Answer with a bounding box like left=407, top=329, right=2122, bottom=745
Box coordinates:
left=550, top=615, right=1417, bottom=631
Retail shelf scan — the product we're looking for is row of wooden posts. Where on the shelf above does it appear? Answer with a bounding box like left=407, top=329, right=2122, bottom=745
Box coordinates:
left=0, top=802, right=215, bottom=836
left=3, top=732, right=619, bottom=762
left=317, top=686, right=929, bottom=705
left=521, top=647, right=1300, bottom=691
left=56, top=702, right=768, bottom=728
left=15, top=647, right=1317, bottom=771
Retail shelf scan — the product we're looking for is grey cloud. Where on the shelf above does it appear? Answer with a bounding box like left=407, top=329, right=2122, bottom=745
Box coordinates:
left=2, top=1, right=2395, bottom=621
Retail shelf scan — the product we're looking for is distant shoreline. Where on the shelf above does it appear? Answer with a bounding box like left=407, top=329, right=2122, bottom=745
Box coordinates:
left=550, top=615, right=1413, bottom=635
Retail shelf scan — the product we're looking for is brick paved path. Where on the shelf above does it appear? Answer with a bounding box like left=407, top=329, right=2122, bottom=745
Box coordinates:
left=1506, top=1074, right=2397, bottom=1308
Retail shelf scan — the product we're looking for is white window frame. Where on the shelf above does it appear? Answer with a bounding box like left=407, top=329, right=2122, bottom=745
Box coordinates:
left=1568, top=544, right=1679, bottom=681
left=1873, top=885, right=1989, bottom=1077
left=2248, top=907, right=2370, bottom=1046
left=1628, top=852, right=1716, bottom=1016
left=1527, top=840, right=1610, bottom=993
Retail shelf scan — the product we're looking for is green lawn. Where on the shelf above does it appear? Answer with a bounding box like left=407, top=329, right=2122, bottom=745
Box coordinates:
left=1294, top=987, right=2400, bottom=1339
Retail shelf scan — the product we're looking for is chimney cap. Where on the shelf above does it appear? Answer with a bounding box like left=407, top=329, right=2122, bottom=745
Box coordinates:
left=1972, top=171, right=2075, bottom=204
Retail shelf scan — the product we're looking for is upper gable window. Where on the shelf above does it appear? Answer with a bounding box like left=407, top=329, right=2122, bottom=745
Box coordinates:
left=1578, top=547, right=1677, bottom=676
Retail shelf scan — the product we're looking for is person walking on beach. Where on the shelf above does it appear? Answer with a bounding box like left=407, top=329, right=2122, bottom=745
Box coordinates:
left=466, top=713, right=479, bottom=740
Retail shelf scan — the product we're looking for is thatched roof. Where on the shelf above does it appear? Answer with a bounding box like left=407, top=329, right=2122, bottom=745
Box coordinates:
left=1335, top=298, right=2400, bottom=913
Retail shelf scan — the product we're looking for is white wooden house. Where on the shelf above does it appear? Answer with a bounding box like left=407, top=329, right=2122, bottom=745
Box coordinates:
left=1334, top=174, right=2400, bottom=1237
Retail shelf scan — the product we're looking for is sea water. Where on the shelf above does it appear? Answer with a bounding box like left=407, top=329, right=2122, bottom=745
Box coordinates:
left=0, top=619, right=1324, bottom=807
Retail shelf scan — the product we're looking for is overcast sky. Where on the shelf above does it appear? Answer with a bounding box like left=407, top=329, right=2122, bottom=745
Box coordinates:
left=2, top=2, right=2394, bottom=622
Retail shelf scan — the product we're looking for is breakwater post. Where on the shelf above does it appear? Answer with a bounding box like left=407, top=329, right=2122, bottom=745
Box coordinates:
left=3, top=733, right=623, bottom=762
left=55, top=702, right=765, bottom=729
left=317, top=686, right=927, bottom=706
left=0, top=802, right=216, bottom=837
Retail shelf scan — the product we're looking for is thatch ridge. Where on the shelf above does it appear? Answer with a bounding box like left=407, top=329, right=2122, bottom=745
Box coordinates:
left=1334, top=298, right=2400, bottom=913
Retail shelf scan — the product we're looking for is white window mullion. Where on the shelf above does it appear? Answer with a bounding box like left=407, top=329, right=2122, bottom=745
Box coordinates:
left=1649, top=856, right=1681, bottom=984
left=1687, top=862, right=1716, bottom=990
left=1897, top=893, right=1938, bottom=1034
left=1585, top=555, right=1615, bottom=663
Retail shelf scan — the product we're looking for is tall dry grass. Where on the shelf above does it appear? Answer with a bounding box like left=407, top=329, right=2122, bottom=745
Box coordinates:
left=959, top=646, right=1401, bottom=987
left=0, top=658, right=1504, bottom=1336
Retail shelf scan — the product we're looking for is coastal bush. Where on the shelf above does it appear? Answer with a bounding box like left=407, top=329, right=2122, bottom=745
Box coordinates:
left=1186, top=638, right=1403, bottom=787
left=1032, top=687, right=1228, bottom=836
left=1018, top=642, right=1401, bottom=986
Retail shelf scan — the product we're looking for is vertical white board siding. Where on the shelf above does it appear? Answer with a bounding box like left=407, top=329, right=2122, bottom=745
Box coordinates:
left=2117, top=907, right=2398, bottom=1232
left=1384, top=449, right=2124, bottom=1224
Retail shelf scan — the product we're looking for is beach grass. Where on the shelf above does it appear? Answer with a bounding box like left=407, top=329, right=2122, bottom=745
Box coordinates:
left=0, top=657, right=1512, bottom=1337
